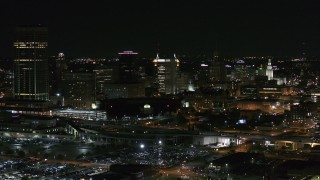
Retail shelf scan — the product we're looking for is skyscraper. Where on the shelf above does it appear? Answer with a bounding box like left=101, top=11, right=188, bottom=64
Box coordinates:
left=13, top=26, right=49, bottom=100
left=266, top=59, right=273, bottom=81
left=210, top=50, right=226, bottom=82
left=153, top=54, right=180, bottom=94
left=232, top=60, right=249, bottom=82
left=50, top=52, right=67, bottom=96
left=118, top=51, right=139, bottom=83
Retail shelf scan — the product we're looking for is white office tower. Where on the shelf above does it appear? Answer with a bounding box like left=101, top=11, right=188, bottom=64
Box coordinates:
left=153, top=54, right=180, bottom=94
left=266, top=59, right=273, bottom=80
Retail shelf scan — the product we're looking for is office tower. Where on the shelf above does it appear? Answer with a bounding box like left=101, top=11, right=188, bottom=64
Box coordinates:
left=55, top=52, right=67, bottom=94
left=289, top=101, right=307, bottom=122
left=13, top=26, right=49, bottom=100
left=118, top=51, right=140, bottom=83
left=62, top=72, right=95, bottom=109
left=196, top=61, right=210, bottom=86
left=93, top=66, right=119, bottom=100
left=0, top=71, right=14, bottom=98
left=210, top=51, right=226, bottom=82
left=50, top=52, right=67, bottom=96
left=256, top=64, right=265, bottom=76
left=153, top=54, right=180, bottom=94
left=232, top=60, right=249, bottom=82
left=105, top=83, right=145, bottom=99
left=266, top=59, right=273, bottom=80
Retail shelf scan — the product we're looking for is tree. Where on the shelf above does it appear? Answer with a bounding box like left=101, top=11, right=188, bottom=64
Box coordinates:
left=57, top=154, right=65, bottom=160
left=5, top=148, right=14, bottom=155
left=17, top=150, right=25, bottom=158
left=43, top=153, right=50, bottom=159
left=21, top=176, right=29, bottom=180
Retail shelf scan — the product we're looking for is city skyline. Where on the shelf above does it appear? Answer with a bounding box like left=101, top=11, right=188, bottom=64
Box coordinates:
left=1, top=1, right=320, bottom=179
left=0, top=0, right=320, bottom=58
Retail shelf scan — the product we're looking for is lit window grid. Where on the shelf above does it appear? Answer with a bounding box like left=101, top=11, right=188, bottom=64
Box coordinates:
left=14, top=42, right=48, bottom=49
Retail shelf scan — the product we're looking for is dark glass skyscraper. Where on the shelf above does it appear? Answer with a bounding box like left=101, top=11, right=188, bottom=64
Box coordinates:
left=118, top=51, right=139, bottom=83
left=13, top=26, right=49, bottom=100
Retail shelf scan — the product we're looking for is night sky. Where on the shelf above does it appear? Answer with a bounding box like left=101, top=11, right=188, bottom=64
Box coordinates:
left=1, top=0, right=320, bottom=58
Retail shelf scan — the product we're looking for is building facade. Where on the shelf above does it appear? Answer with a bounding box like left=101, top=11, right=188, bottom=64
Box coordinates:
left=13, top=26, right=49, bottom=101
left=118, top=51, right=140, bottom=83
left=61, top=72, right=95, bottom=109
left=266, top=59, right=273, bottom=80
left=153, top=54, right=180, bottom=94
left=210, top=52, right=226, bottom=82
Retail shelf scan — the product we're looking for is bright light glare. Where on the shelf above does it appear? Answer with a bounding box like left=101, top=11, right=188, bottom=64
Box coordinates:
left=140, top=144, right=145, bottom=149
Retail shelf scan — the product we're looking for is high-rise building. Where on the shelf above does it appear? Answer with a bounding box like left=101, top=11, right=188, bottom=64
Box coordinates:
left=266, top=59, right=273, bottom=80
left=195, top=61, right=210, bottom=86
left=0, top=71, right=14, bottom=98
left=105, top=83, right=145, bottom=99
left=93, top=66, right=118, bottom=99
left=13, top=26, right=49, bottom=100
left=289, top=101, right=307, bottom=122
left=153, top=54, right=180, bottom=94
left=61, top=72, right=95, bottom=109
left=232, top=60, right=249, bottom=82
left=256, top=64, right=265, bottom=76
left=50, top=52, right=67, bottom=96
left=210, top=51, right=226, bottom=82
left=118, top=51, right=140, bottom=83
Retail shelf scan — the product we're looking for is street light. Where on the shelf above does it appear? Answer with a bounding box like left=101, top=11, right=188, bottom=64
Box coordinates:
left=140, top=144, right=145, bottom=149
left=225, top=163, right=228, bottom=173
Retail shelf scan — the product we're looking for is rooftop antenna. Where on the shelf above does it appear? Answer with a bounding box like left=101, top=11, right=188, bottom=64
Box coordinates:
left=213, top=34, right=219, bottom=61
left=156, top=41, right=160, bottom=57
